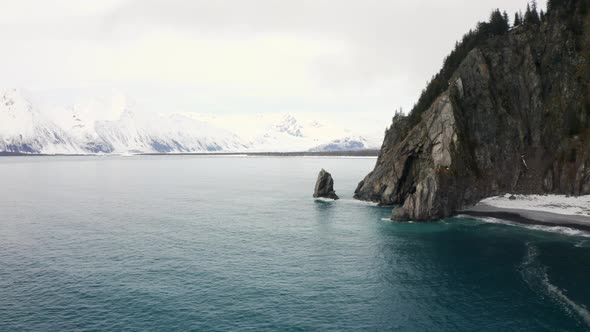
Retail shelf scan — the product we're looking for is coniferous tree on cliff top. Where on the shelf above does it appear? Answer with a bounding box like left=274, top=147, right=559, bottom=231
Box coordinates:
left=488, top=9, right=510, bottom=34
left=407, top=8, right=510, bottom=126
left=524, top=1, right=541, bottom=25
left=404, top=0, right=583, bottom=128
left=514, top=12, right=522, bottom=26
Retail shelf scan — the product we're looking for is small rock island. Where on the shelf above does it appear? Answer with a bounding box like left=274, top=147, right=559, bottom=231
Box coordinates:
left=313, top=169, right=339, bottom=200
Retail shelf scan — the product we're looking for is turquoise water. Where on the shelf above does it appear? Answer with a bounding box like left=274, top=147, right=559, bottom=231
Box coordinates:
left=1, top=156, right=590, bottom=331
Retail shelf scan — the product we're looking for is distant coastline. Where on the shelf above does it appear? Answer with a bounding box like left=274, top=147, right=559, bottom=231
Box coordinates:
left=0, top=149, right=380, bottom=157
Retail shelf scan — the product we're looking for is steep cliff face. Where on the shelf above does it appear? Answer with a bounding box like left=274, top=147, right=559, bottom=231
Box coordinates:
left=355, top=10, right=590, bottom=221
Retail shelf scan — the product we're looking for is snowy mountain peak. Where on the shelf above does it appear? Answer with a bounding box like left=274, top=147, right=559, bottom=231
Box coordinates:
left=1, top=88, right=33, bottom=115
left=0, top=89, right=85, bottom=154
left=309, top=136, right=371, bottom=152
left=273, top=114, right=305, bottom=137
left=308, top=120, right=323, bottom=128
left=1, top=88, right=29, bottom=104
left=0, top=89, right=37, bottom=137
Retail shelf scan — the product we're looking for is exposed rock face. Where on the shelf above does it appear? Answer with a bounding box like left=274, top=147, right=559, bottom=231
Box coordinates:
left=314, top=169, right=339, bottom=200
left=355, top=14, right=590, bottom=221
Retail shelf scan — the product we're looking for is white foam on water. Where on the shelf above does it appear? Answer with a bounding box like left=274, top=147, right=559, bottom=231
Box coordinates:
left=313, top=197, right=337, bottom=203
left=460, top=215, right=590, bottom=238
left=519, top=243, right=590, bottom=327
left=337, top=198, right=381, bottom=207
left=302, top=156, right=378, bottom=159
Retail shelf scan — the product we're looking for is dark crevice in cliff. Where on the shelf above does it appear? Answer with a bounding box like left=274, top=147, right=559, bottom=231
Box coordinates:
left=396, top=154, right=417, bottom=199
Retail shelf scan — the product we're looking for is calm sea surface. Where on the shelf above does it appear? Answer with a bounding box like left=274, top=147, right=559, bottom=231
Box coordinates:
left=1, top=156, right=590, bottom=331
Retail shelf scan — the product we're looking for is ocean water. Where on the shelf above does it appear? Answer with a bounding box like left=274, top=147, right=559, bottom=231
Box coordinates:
left=1, top=156, right=590, bottom=331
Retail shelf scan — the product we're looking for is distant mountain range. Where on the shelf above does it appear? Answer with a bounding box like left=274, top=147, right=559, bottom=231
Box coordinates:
left=0, top=89, right=381, bottom=154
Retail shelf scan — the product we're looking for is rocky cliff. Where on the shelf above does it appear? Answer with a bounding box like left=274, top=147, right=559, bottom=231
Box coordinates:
left=355, top=5, right=590, bottom=221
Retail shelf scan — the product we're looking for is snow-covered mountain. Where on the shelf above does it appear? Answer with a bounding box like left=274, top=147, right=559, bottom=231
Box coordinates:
left=0, top=89, right=84, bottom=154
left=0, top=89, right=382, bottom=154
left=94, top=111, right=249, bottom=153
left=185, top=113, right=382, bottom=152
left=308, top=136, right=372, bottom=152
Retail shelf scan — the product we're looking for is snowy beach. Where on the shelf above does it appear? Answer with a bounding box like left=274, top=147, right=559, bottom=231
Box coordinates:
left=460, top=194, right=590, bottom=231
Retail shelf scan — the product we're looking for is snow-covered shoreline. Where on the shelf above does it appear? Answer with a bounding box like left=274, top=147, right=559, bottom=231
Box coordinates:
left=479, top=194, right=590, bottom=217
left=460, top=194, right=590, bottom=232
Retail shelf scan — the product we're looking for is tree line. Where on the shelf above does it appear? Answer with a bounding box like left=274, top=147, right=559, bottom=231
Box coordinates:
left=404, top=0, right=583, bottom=127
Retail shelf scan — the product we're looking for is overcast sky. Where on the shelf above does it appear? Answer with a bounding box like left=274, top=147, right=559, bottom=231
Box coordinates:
left=0, top=0, right=540, bottom=118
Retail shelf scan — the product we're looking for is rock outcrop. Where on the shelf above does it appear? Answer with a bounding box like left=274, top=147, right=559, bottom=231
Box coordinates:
left=314, top=169, right=339, bottom=200
left=355, top=8, right=590, bottom=221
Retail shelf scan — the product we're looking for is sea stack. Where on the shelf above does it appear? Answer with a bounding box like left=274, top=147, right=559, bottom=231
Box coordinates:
left=313, top=169, right=339, bottom=200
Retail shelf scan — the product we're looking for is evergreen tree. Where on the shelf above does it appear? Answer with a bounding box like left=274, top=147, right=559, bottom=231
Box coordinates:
left=531, top=0, right=540, bottom=20
left=522, top=3, right=532, bottom=24
left=514, top=12, right=522, bottom=26
left=489, top=9, right=510, bottom=35
left=406, top=2, right=553, bottom=125
left=524, top=1, right=540, bottom=25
